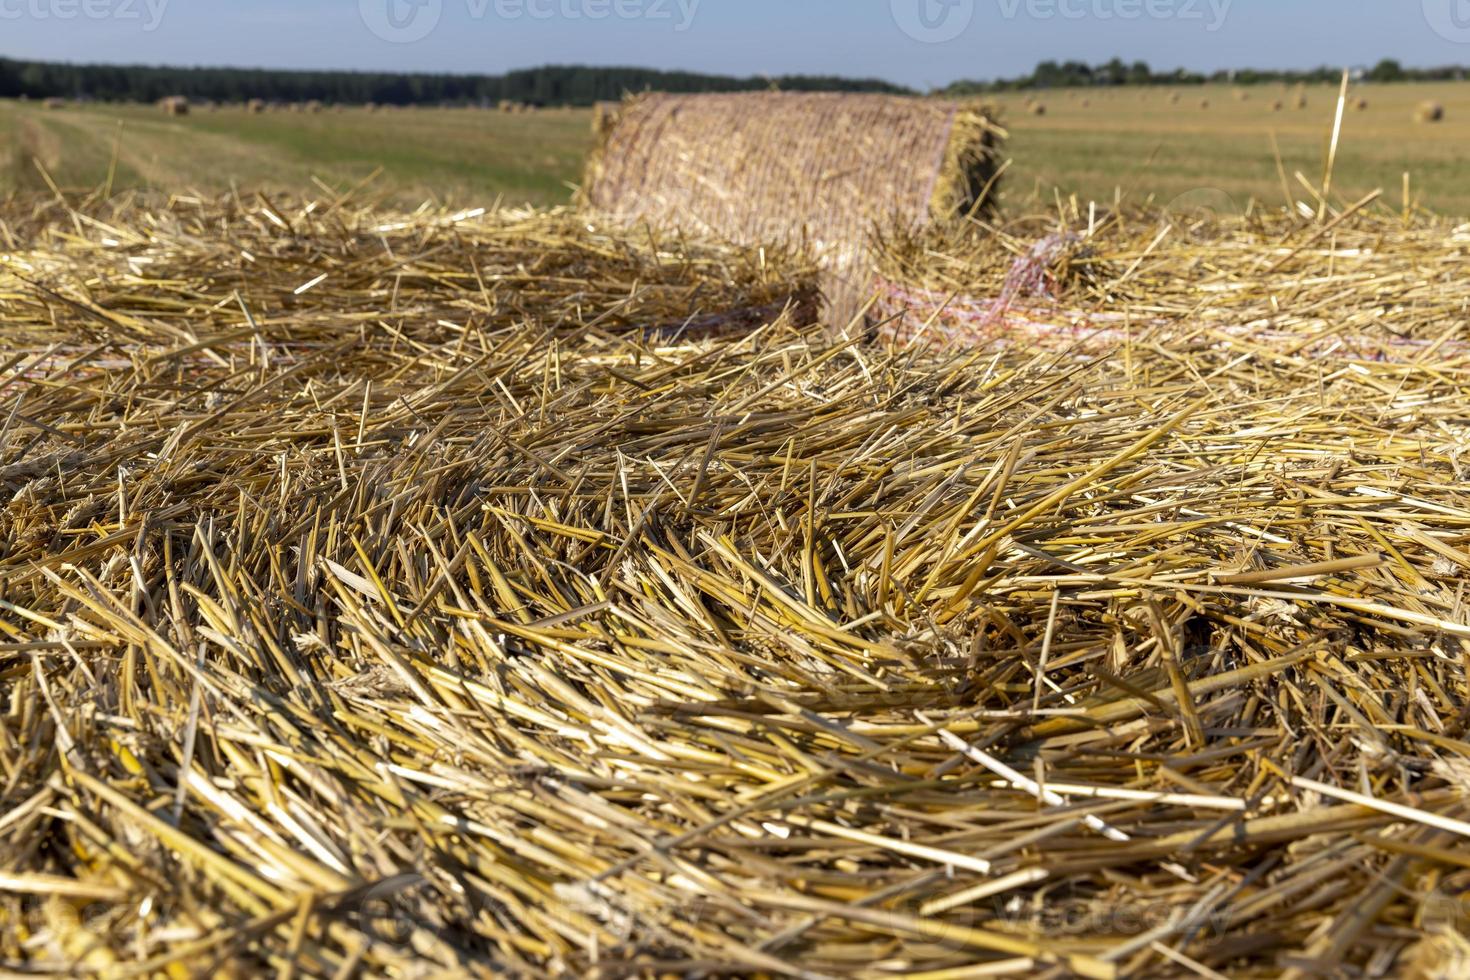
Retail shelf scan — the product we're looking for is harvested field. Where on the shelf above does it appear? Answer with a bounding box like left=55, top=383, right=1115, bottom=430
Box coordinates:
left=2, top=188, right=1470, bottom=978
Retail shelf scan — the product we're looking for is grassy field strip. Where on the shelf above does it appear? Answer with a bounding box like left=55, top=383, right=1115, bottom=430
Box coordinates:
left=3, top=81, right=1469, bottom=213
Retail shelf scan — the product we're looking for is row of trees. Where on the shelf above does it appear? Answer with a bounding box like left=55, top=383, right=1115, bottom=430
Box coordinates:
left=945, top=58, right=1467, bottom=94
left=2, top=56, right=1461, bottom=107
left=0, top=60, right=907, bottom=106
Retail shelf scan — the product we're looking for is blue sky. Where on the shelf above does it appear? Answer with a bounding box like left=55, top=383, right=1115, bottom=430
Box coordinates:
left=3, top=0, right=1469, bottom=88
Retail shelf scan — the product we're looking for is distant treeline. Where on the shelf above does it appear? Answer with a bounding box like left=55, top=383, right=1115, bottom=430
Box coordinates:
left=945, top=58, right=1467, bottom=94
left=3, top=55, right=1462, bottom=107
left=0, top=59, right=907, bottom=106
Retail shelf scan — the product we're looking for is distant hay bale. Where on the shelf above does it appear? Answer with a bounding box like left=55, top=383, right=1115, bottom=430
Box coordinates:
left=305, top=100, right=323, bottom=113
left=42, top=97, right=65, bottom=110
left=1416, top=100, right=1445, bottom=123
left=1353, top=97, right=1369, bottom=111
left=584, top=92, right=1005, bottom=323
left=159, top=96, right=190, bottom=116
left=1294, top=91, right=1308, bottom=109
left=1029, top=102, right=1047, bottom=116
left=497, top=99, right=515, bottom=113
left=1270, top=99, right=1285, bottom=112
left=1199, top=99, right=1210, bottom=109
left=364, top=102, right=378, bottom=113
left=246, top=98, right=265, bottom=114
left=1234, top=89, right=1249, bottom=102
left=1080, top=98, right=1090, bottom=108
left=1168, top=92, right=1182, bottom=105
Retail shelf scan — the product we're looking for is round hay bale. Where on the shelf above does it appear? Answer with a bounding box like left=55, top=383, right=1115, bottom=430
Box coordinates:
left=1199, top=99, right=1210, bottom=110
left=584, top=92, right=1005, bottom=325
left=42, top=97, right=66, bottom=110
left=246, top=98, right=265, bottom=114
left=1080, top=98, right=1090, bottom=108
left=159, top=96, right=189, bottom=116
left=1168, top=92, right=1182, bottom=105
left=1029, top=102, right=1047, bottom=116
left=305, top=100, right=323, bottom=114
left=365, top=102, right=379, bottom=113
left=1415, top=100, right=1445, bottom=123
left=1270, top=99, right=1285, bottom=112
left=1352, top=97, right=1368, bottom=111
left=1234, top=89, right=1249, bottom=102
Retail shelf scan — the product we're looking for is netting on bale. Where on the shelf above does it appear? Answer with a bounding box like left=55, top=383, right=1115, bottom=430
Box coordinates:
left=582, top=92, right=1005, bottom=324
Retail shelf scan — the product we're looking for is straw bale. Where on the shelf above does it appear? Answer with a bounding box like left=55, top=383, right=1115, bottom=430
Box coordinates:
left=583, top=92, right=1005, bottom=324
left=1417, top=100, right=1446, bottom=123
left=3, top=188, right=1470, bottom=980
left=158, top=95, right=189, bottom=116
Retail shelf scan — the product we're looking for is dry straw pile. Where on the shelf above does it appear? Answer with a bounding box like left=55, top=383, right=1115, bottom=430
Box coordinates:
left=583, top=92, right=1005, bottom=323
left=872, top=197, right=1470, bottom=360
left=1, top=185, right=1469, bottom=978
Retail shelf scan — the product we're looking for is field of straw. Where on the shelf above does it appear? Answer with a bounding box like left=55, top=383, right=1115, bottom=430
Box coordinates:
left=2, top=179, right=1470, bottom=980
